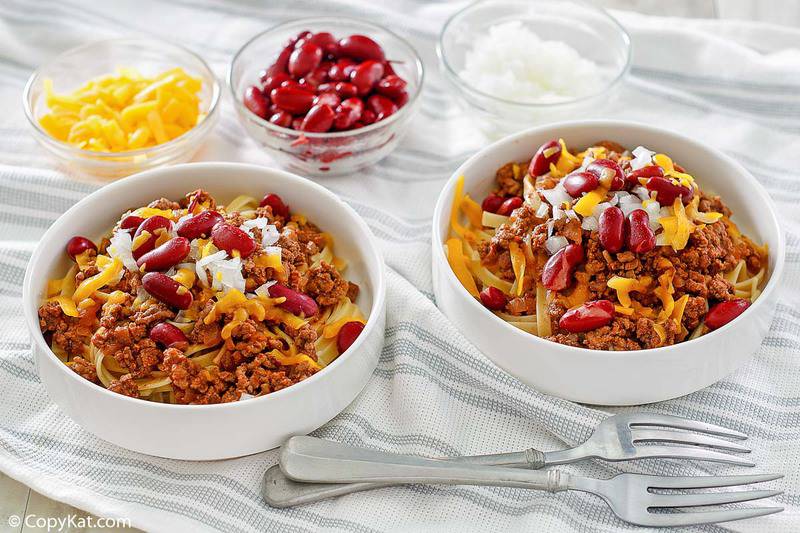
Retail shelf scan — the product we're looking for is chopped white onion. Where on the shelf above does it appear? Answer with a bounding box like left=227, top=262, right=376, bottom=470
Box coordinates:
left=209, top=256, right=245, bottom=293
left=545, top=235, right=569, bottom=254
left=195, top=250, right=226, bottom=286
left=552, top=204, right=565, bottom=220
left=621, top=201, right=644, bottom=218
left=619, top=194, right=641, bottom=205
left=632, top=185, right=650, bottom=202
left=608, top=194, right=619, bottom=206
left=107, top=231, right=138, bottom=271
left=565, top=209, right=578, bottom=220
left=264, top=246, right=282, bottom=259
left=645, top=201, right=662, bottom=230
left=541, top=182, right=572, bottom=208
left=630, top=146, right=655, bottom=170
left=660, top=206, right=673, bottom=218
left=254, top=280, right=277, bottom=298
left=592, top=202, right=613, bottom=219
left=581, top=215, right=599, bottom=231
left=535, top=202, right=550, bottom=218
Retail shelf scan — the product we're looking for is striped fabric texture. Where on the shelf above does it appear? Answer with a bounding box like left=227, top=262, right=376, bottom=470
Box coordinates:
left=1, top=2, right=799, bottom=531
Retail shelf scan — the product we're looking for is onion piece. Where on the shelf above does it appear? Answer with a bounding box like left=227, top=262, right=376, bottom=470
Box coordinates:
left=630, top=146, right=655, bottom=170
left=581, top=215, right=599, bottom=231
left=107, top=231, right=138, bottom=271
left=482, top=210, right=510, bottom=228
left=545, top=235, right=569, bottom=254
left=535, top=202, right=550, bottom=218
left=540, top=182, right=571, bottom=207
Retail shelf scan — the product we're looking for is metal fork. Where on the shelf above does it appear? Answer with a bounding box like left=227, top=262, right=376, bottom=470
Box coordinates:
left=263, top=412, right=754, bottom=507
left=278, top=436, right=783, bottom=527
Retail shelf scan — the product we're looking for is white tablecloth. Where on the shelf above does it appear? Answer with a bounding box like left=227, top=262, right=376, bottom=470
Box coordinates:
left=0, top=1, right=799, bottom=532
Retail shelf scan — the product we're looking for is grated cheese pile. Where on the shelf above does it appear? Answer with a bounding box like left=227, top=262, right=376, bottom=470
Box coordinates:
left=38, top=67, right=205, bottom=152
left=459, top=21, right=603, bottom=104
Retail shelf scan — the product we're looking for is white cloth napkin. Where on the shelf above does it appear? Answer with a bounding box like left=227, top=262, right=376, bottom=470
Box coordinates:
left=0, top=1, right=799, bottom=532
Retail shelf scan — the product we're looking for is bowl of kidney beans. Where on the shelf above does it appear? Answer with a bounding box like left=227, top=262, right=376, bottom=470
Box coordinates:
left=229, top=18, right=424, bottom=176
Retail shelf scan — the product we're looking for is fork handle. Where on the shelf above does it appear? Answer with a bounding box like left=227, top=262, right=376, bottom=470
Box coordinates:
left=278, top=436, right=567, bottom=492
left=264, top=439, right=546, bottom=507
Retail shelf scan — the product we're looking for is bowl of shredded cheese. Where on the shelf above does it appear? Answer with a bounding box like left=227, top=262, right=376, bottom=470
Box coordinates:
left=23, top=38, right=221, bottom=179
left=438, top=0, right=630, bottom=137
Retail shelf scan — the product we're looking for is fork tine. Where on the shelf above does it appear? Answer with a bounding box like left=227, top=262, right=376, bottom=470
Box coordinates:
left=630, top=428, right=751, bottom=453
left=647, top=473, right=782, bottom=489
left=625, top=413, right=747, bottom=440
left=649, top=489, right=782, bottom=508
left=642, top=507, right=783, bottom=527
left=631, top=445, right=755, bottom=466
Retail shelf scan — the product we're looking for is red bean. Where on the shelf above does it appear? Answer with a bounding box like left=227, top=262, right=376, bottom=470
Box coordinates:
left=393, top=89, right=409, bottom=107
left=333, top=104, right=360, bottom=130
left=119, top=215, right=144, bottom=234
left=287, top=31, right=312, bottom=48
left=260, top=72, right=291, bottom=95
left=268, top=110, right=293, bottom=128
left=367, top=94, right=398, bottom=121
left=261, top=45, right=293, bottom=79
left=338, top=34, right=385, bottom=62
left=645, top=176, right=693, bottom=205
left=259, top=193, right=290, bottom=218
left=243, top=86, right=269, bottom=118
left=142, top=272, right=193, bottom=310
left=705, top=298, right=751, bottom=330
left=288, top=42, right=323, bottom=78
left=307, top=32, right=339, bottom=56
left=328, top=58, right=356, bottom=81
left=563, top=171, right=599, bottom=197
left=132, top=216, right=172, bottom=260
left=599, top=206, right=625, bottom=253
left=66, top=236, right=97, bottom=259
left=301, top=67, right=328, bottom=88
left=626, top=164, right=663, bottom=185
left=313, top=91, right=341, bottom=108
left=350, top=60, right=384, bottom=96
left=337, top=321, right=365, bottom=353
left=175, top=210, right=223, bottom=240
left=270, top=86, right=315, bottom=115
left=150, top=322, right=188, bottom=348
left=542, top=243, right=584, bottom=291
left=268, top=283, right=319, bottom=317
left=211, top=223, right=257, bottom=258
left=529, top=140, right=561, bottom=177
left=332, top=81, right=358, bottom=99
left=497, top=196, right=523, bottom=216
left=481, top=194, right=505, bottom=214
left=136, top=237, right=190, bottom=272
left=375, top=74, right=407, bottom=98
left=559, top=300, right=615, bottom=333
left=479, top=286, right=507, bottom=310
left=626, top=209, right=656, bottom=253
left=587, top=159, right=625, bottom=191
left=300, top=104, right=335, bottom=132
left=361, top=109, right=376, bottom=125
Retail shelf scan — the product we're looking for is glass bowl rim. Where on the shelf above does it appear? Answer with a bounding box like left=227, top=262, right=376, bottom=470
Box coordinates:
left=227, top=16, right=425, bottom=139
left=436, top=0, right=632, bottom=110
left=22, top=37, right=222, bottom=159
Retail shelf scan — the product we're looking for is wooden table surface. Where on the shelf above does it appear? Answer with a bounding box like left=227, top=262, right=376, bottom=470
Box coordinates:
left=2, top=1, right=796, bottom=531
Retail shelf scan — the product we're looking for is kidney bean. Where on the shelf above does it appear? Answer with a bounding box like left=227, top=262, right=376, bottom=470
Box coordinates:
left=338, top=34, right=385, bottom=62
left=497, top=196, right=523, bottom=216
left=288, top=42, right=323, bottom=78
left=243, top=86, right=269, bottom=118
left=333, top=104, right=360, bottom=130
left=175, top=210, right=223, bottom=240
left=136, top=237, right=190, bottom=272
left=268, top=110, right=293, bottom=128
left=268, top=283, right=319, bottom=317
left=479, top=286, right=507, bottom=311
left=375, top=74, right=407, bottom=99
left=66, top=236, right=97, bottom=259
left=132, top=215, right=172, bottom=260
left=211, top=223, right=257, bottom=258
left=350, top=60, right=384, bottom=96
left=149, top=322, right=188, bottom=348
left=313, top=91, right=341, bottom=108
left=332, top=81, right=358, bottom=99
left=563, top=171, right=599, bottom=197
left=260, top=72, right=291, bottom=95
left=307, top=32, right=339, bottom=56
left=300, top=104, right=335, bottom=132
left=261, top=45, right=293, bottom=79
left=270, top=86, right=315, bottom=115
left=542, top=243, right=584, bottom=291
left=626, top=210, right=656, bottom=253
left=301, top=66, right=328, bottom=88
left=481, top=194, right=505, bottom=214
left=328, top=58, right=356, bottom=81
left=393, top=89, right=409, bottom=107
left=361, top=109, right=376, bottom=125
left=626, top=164, right=663, bottom=185
left=598, top=206, right=625, bottom=253
left=705, top=298, right=751, bottom=330
left=529, top=140, right=561, bottom=177
left=119, top=215, right=144, bottom=234
left=142, top=272, right=193, bottom=310
left=287, top=31, right=312, bottom=48
left=587, top=159, right=625, bottom=191
left=645, top=176, right=693, bottom=205
left=559, top=300, right=615, bottom=333
left=259, top=193, right=290, bottom=218
left=337, top=321, right=365, bottom=353
left=366, top=94, right=398, bottom=121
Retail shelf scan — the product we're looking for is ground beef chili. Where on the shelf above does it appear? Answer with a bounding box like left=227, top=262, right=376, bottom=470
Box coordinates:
left=38, top=189, right=367, bottom=404
left=447, top=139, right=768, bottom=351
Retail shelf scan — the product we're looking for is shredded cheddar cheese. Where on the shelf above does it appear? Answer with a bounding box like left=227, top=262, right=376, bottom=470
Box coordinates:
left=446, top=238, right=479, bottom=298
left=607, top=276, right=652, bottom=307
left=573, top=187, right=609, bottom=217
left=509, top=241, right=526, bottom=296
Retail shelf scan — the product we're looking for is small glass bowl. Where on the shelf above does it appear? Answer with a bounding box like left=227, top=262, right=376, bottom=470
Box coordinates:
left=438, top=0, right=631, bottom=138
left=229, top=18, right=424, bottom=177
left=23, top=38, right=220, bottom=179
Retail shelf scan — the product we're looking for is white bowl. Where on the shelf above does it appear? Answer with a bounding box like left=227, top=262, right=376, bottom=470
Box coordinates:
left=432, top=120, right=784, bottom=406
left=23, top=162, right=386, bottom=459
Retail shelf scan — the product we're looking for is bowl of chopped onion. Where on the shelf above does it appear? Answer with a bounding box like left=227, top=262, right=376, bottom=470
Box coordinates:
left=23, top=38, right=221, bottom=179
left=437, top=0, right=631, bottom=138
